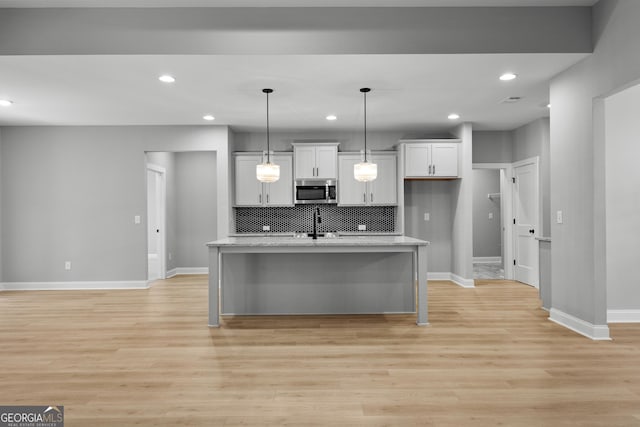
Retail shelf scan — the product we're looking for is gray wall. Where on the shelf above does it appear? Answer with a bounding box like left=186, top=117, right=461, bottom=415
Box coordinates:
left=175, top=152, right=217, bottom=268
left=0, top=128, right=3, bottom=282
left=472, top=169, right=502, bottom=258
left=404, top=180, right=453, bottom=273
left=472, top=131, right=513, bottom=164
left=0, top=7, right=591, bottom=56
left=605, top=82, right=640, bottom=311
left=0, top=126, right=230, bottom=283
left=549, top=0, right=640, bottom=326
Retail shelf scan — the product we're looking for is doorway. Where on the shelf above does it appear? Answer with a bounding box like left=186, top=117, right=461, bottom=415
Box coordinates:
left=472, top=163, right=514, bottom=281
left=147, top=164, right=166, bottom=281
left=512, top=157, right=540, bottom=288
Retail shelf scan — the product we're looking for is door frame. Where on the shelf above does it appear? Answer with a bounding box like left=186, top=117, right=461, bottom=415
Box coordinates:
left=512, top=156, right=540, bottom=288
left=147, top=163, right=167, bottom=282
left=472, top=163, right=514, bottom=280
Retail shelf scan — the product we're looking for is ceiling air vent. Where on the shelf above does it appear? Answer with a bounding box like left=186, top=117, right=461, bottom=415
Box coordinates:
left=501, top=96, right=523, bottom=104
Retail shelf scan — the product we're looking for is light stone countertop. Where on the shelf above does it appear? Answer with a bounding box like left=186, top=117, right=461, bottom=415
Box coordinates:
left=207, top=235, right=429, bottom=247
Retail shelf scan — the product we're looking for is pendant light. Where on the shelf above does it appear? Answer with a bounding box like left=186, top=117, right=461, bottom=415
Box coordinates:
left=256, top=88, right=280, bottom=183
left=354, top=87, right=377, bottom=182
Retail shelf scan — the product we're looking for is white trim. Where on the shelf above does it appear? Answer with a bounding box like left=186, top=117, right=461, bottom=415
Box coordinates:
left=427, top=272, right=451, bottom=281
left=170, top=267, right=209, bottom=276
left=451, top=273, right=475, bottom=288
left=608, top=309, right=640, bottom=323
left=549, top=308, right=611, bottom=340
left=0, top=281, right=149, bottom=291
left=427, top=272, right=475, bottom=288
left=473, top=256, right=502, bottom=264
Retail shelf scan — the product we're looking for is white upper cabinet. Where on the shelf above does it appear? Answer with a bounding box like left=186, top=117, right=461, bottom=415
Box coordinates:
left=338, top=152, right=397, bottom=206
left=234, top=153, right=293, bottom=206
left=401, top=140, right=460, bottom=178
left=292, top=143, right=339, bottom=180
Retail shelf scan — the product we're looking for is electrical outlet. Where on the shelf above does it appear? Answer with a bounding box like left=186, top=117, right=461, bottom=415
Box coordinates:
left=488, top=212, right=493, bottom=219
left=358, top=224, right=367, bottom=231
left=424, top=213, right=430, bottom=221
left=262, top=225, right=271, bottom=231
left=64, top=261, right=72, bottom=271
left=168, top=253, right=172, bottom=261
left=556, top=210, right=563, bottom=224
left=134, top=215, right=141, bottom=224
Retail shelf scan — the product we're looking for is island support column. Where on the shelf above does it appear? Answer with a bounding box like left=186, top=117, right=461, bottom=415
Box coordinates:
left=416, top=244, right=428, bottom=326
left=208, top=246, right=220, bottom=327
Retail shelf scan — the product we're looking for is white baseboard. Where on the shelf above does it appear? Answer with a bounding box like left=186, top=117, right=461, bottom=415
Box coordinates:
left=607, top=309, right=640, bottom=323
left=549, top=308, right=611, bottom=340
left=166, top=267, right=208, bottom=278
left=427, top=272, right=475, bottom=288
left=451, top=273, right=476, bottom=288
left=473, top=256, right=502, bottom=264
left=1, top=280, right=149, bottom=291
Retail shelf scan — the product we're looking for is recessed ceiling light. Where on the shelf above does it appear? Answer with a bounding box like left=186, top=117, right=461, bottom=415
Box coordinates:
left=448, top=113, right=460, bottom=120
left=203, top=115, right=215, bottom=121
left=326, top=114, right=337, bottom=121
left=499, top=72, right=517, bottom=81
left=158, top=75, right=176, bottom=83
left=0, top=99, right=13, bottom=107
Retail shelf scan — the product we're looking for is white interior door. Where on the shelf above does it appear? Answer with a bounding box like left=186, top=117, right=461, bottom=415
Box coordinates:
left=147, top=165, right=166, bottom=281
left=513, top=158, right=539, bottom=288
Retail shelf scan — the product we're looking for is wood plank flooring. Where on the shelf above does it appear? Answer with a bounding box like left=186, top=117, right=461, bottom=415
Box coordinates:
left=1, top=276, right=640, bottom=426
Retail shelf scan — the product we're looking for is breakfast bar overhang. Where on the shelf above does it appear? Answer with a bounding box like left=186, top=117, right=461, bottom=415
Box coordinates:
left=206, top=236, right=429, bottom=327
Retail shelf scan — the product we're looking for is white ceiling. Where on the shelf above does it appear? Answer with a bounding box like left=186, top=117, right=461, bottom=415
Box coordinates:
left=0, top=2, right=593, bottom=133
left=0, top=54, right=587, bottom=132
left=0, top=0, right=599, bottom=7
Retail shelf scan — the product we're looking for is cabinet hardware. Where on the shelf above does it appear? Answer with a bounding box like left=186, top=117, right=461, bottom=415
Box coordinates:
left=363, top=193, right=366, bottom=203
left=371, top=193, right=374, bottom=203
left=267, top=194, right=270, bottom=204
left=259, top=194, right=262, bottom=204
left=529, top=229, right=535, bottom=234
left=433, top=165, right=436, bottom=175
left=428, top=164, right=432, bottom=175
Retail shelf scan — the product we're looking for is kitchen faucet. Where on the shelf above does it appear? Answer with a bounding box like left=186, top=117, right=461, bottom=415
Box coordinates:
left=312, top=207, right=322, bottom=240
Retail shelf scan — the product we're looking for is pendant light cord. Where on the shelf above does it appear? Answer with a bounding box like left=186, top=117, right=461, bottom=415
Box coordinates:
left=263, top=88, right=273, bottom=164
left=361, top=88, right=371, bottom=162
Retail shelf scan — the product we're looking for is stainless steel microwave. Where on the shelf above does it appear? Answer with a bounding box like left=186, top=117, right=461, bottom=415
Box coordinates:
left=294, top=179, right=337, bottom=204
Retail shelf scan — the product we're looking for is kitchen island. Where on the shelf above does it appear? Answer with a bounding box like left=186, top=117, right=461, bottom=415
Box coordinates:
left=206, top=235, right=429, bottom=327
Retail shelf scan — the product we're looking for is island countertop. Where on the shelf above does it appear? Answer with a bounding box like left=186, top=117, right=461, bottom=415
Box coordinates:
left=206, top=235, right=430, bottom=248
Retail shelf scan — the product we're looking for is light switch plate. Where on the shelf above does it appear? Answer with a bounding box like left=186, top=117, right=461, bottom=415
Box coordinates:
left=424, top=213, right=430, bottom=221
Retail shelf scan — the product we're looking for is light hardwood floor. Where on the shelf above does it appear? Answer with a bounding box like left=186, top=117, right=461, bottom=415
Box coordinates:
left=1, top=276, right=640, bottom=426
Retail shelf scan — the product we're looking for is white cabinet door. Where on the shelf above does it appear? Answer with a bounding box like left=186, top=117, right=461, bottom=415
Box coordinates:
left=294, top=146, right=316, bottom=179
left=338, top=155, right=367, bottom=205
left=315, top=145, right=338, bottom=179
left=293, top=144, right=338, bottom=179
left=235, top=155, right=263, bottom=206
left=431, top=143, right=459, bottom=177
left=404, top=144, right=430, bottom=177
left=369, top=154, right=397, bottom=205
left=265, top=154, right=293, bottom=206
